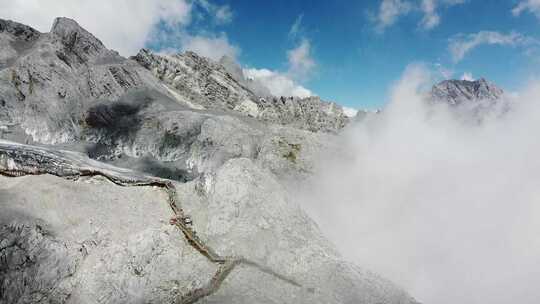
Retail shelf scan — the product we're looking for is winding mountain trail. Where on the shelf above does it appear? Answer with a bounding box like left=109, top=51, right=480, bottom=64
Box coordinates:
left=0, top=139, right=301, bottom=303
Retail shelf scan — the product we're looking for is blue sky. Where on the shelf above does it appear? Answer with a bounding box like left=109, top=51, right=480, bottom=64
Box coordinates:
left=147, top=0, right=540, bottom=110
left=4, top=0, right=540, bottom=110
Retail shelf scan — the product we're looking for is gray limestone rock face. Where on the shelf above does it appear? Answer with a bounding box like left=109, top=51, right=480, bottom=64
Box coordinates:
left=0, top=17, right=347, bottom=181
left=0, top=141, right=418, bottom=304
left=132, top=49, right=349, bottom=133
left=176, top=158, right=417, bottom=304
left=0, top=17, right=166, bottom=145
left=0, top=16, right=420, bottom=304
left=0, top=174, right=216, bottom=304
left=132, top=49, right=256, bottom=111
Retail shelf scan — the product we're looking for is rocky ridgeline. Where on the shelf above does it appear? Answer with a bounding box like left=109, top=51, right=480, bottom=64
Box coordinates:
left=133, top=49, right=348, bottom=132
left=0, top=17, right=341, bottom=179
left=430, top=78, right=504, bottom=105
left=0, top=17, right=162, bottom=144
left=0, top=17, right=420, bottom=304
left=429, top=78, right=508, bottom=121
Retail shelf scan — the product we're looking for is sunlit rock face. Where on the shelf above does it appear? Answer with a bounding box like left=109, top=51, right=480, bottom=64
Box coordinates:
left=0, top=17, right=347, bottom=179
left=133, top=48, right=349, bottom=132
left=1, top=17, right=419, bottom=304
left=0, top=140, right=418, bottom=304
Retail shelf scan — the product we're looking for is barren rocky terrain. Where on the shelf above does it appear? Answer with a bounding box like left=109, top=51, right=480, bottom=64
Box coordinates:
left=0, top=17, right=421, bottom=304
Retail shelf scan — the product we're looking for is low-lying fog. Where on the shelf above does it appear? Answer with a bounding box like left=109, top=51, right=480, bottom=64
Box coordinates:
left=297, top=64, right=540, bottom=304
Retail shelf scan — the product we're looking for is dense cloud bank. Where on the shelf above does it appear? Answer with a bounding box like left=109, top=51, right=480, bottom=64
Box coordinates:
left=297, top=64, right=540, bottom=304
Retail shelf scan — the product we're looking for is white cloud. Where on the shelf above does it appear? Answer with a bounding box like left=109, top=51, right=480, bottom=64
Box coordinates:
left=297, top=64, right=540, bottom=304
left=195, top=0, right=233, bottom=24
left=449, top=31, right=537, bottom=62
left=419, top=0, right=441, bottom=29
left=215, top=6, right=233, bottom=24
left=513, top=0, right=540, bottom=19
left=243, top=68, right=313, bottom=98
left=287, top=38, right=316, bottom=79
left=239, top=31, right=316, bottom=98
left=421, top=0, right=466, bottom=30
left=461, top=72, right=474, bottom=81
left=0, top=0, right=192, bottom=56
left=375, top=0, right=466, bottom=31
left=289, top=14, right=304, bottom=39
left=375, top=0, right=413, bottom=31
left=180, top=33, right=240, bottom=61
left=434, top=63, right=454, bottom=79
left=342, top=106, right=359, bottom=117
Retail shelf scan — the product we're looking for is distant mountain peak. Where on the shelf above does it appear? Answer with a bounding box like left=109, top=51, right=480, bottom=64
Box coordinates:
left=430, top=78, right=504, bottom=106
left=50, top=17, right=109, bottom=63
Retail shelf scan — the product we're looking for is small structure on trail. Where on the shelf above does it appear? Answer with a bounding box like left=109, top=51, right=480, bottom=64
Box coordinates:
left=169, top=216, right=193, bottom=226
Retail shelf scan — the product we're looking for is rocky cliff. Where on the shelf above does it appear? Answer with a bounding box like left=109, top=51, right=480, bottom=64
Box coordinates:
left=0, top=17, right=418, bottom=304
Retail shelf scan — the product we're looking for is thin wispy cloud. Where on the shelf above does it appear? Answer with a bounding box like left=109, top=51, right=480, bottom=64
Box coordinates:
left=419, top=0, right=440, bottom=30
left=374, top=0, right=467, bottom=32
left=236, top=13, right=318, bottom=98
left=195, top=0, right=233, bottom=24
left=243, top=37, right=316, bottom=98
left=288, top=14, right=304, bottom=39
left=449, top=31, right=537, bottom=62
left=287, top=38, right=316, bottom=80
left=374, top=0, right=413, bottom=31
left=512, top=0, right=540, bottom=19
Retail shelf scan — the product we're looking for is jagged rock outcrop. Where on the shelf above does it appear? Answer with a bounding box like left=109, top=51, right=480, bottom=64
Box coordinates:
left=0, top=17, right=346, bottom=179
left=133, top=49, right=256, bottom=111
left=0, top=17, right=163, bottom=144
left=133, top=49, right=349, bottom=132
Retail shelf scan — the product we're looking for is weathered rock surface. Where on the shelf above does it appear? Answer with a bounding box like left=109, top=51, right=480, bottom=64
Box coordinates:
left=0, top=17, right=345, bottom=180
left=0, top=140, right=418, bottom=304
left=0, top=17, right=164, bottom=144
left=1, top=17, right=419, bottom=304
left=133, top=49, right=349, bottom=132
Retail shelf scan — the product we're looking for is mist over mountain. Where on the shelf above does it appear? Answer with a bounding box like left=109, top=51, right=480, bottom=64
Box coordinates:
left=0, top=10, right=536, bottom=304
left=297, top=64, right=540, bottom=304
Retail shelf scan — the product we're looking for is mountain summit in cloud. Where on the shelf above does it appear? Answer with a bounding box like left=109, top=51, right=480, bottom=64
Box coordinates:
left=430, top=78, right=504, bottom=106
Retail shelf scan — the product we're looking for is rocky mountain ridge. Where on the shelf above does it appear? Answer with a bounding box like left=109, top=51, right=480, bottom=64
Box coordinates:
left=0, top=17, right=347, bottom=180
left=133, top=48, right=348, bottom=132
left=0, top=17, right=419, bottom=304
left=430, top=78, right=504, bottom=105
left=429, top=78, right=508, bottom=121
